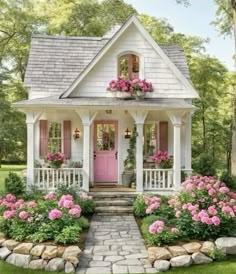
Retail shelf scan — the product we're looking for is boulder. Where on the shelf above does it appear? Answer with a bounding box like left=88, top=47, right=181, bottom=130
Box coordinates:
left=30, top=245, right=46, bottom=257
left=0, top=239, right=6, bottom=246
left=58, top=246, right=66, bottom=257
left=45, top=257, right=65, bottom=272
left=215, top=237, right=236, bottom=255
left=154, top=260, right=170, bottom=272
left=29, top=259, right=47, bottom=270
left=168, top=246, right=187, bottom=257
left=192, top=252, right=213, bottom=264
left=200, top=241, right=215, bottom=254
left=0, top=246, right=11, bottom=260
left=42, top=245, right=57, bottom=260
left=14, top=243, right=33, bottom=254
left=148, top=247, right=172, bottom=262
left=182, top=242, right=201, bottom=254
left=170, top=255, right=192, bottom=267
left=0, top=233, right=5, bottom=240
left=63, top=246, right=82, bottom=264
left=65, top=261, right=75, bottom=273
left=2, top=239, right=19, bottom=251
left=6, top=253, right=31, bottom=268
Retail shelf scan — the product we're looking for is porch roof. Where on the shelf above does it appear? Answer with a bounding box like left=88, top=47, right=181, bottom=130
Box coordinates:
left=13, top=96, right=196, bottom=111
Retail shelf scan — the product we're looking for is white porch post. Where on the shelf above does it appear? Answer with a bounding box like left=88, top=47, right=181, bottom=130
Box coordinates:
left=129, top=110, right=148, bottom=192
left=185, top=113, right=192, bottom=171
left=168, top=111, right=184, bottom=190
left=76, top=110, right=97, bottom=192
left=26, top=111, right=41, bottom=190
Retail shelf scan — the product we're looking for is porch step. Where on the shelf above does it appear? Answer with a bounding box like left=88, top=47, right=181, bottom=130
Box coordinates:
left=95, top=206, right=133, bottom=214
left=90, top=192, right=137, bottom=199
left=95, top=199, right=132, bottom=206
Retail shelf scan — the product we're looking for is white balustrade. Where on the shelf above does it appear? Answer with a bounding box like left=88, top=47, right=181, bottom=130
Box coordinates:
left=34, top=168, right=83, bottom=191
left=143, top=169, right=174, bottom=190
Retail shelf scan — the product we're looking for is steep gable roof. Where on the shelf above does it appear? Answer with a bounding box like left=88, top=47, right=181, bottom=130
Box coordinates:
left=61, top=15, right=197, bottom=98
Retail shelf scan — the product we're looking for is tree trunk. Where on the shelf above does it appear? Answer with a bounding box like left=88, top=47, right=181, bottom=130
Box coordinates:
left=231, top=4, right=236, bottom=175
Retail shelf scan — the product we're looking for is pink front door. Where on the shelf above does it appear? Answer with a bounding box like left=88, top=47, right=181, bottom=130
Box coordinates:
left=94, top=121, right=118, bottom=183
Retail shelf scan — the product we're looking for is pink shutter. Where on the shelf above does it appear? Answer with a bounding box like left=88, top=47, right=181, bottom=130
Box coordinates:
left=159, top=122, right=168, bottom=152
left=63, top=120, right=71, bottom=159
left=39, top=120, right=48, bottom=158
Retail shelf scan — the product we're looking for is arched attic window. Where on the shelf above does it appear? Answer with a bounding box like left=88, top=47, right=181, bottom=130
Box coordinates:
left=118, top=53, right=139, bottom=80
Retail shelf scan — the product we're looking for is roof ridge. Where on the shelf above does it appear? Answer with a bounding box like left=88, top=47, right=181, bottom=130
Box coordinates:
left=31, top=34, right=109, bottom=41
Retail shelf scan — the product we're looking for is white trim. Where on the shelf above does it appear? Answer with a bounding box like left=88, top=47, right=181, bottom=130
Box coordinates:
left=61, top=15, right=198, bottom=99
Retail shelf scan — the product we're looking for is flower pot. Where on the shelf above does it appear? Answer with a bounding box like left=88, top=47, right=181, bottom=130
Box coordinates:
left=116, top=91, right=132, bottom=99
left=50, top=161, right=63, bottom=169
left=122, top=171, right=134, bottom=187
left=134, top=91, right=146, bottom=100
left=106, top=91, right=116, bottom=98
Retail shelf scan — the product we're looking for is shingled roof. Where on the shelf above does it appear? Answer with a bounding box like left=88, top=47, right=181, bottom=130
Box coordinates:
left=24, top=35, right=190, bottom=97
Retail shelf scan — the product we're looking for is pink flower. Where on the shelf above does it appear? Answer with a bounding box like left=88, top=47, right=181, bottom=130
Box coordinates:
left=19, top=211, right=29, bottom=220
left=149, top=220, right=164, bottom=234
left=44, top=192, right=56, bottom=200
left=192, top=214, right=200, bottom=222
left=208, top=205, right=217, bottom=216
left=48, top=209, right=62, bottom=220
left=208, top=188, right=215, bottom=196
left=27, top=217, right=34, bottom=222
left=69, top=206, right=81, bottom=217
left=219, top=187, right=229, bottom=193
left=171, top=228, right=179, bottom=234
left=27, top=201, right=37, bottom=207
left=3, top=210, right=16, bottom=219
left=5, top=194, right=16, bottom=202
left=62, top=200, right=74, bottom=209
left=175, top=210, right=181, bottom=218
left=212, top=216, right=220, bottom=226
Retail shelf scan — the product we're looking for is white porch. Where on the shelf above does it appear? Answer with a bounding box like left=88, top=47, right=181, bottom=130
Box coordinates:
left=22, top=98, right=194, bottom=193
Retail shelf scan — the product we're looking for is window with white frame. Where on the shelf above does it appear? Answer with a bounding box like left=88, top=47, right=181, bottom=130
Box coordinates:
left=48, top=122, right=62, bottom=152
left=118, top=53, right=139, bottom=79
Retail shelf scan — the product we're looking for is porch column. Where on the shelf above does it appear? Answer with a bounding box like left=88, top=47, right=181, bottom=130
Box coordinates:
left=26, top=111, right=41, bottom=190
left=76, top=110, right=97, bottom=192
left=129, top=110, right=148, bottom=192
left=168, top=111, right=184, bottom=190
left=185, top=113, right=192, bottom=171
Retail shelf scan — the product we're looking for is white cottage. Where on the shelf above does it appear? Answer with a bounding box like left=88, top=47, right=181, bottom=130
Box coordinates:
left=14, top=15, right=198, bottom=193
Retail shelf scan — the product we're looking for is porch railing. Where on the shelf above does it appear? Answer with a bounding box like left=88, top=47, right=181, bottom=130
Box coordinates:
left=34, top=168, right=83, bottom=191
left=143, top=169, right=174, bottom=191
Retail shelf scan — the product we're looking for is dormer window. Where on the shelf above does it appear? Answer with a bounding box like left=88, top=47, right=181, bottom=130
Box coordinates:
left=118, top=54, right=139, bottom=80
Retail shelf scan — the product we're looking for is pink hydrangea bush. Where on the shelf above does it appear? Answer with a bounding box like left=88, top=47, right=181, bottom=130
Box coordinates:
left=142, top=216, right=179, bottom=245
left=168, top=176, right=236, bottom=239
left=151, top=150, right=172, bottom=168
left=0, top=192, right=89, bottom=244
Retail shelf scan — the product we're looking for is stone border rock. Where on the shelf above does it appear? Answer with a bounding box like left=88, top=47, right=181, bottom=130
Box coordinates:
left=0, top=235, right=82, bottom=273
left=148, top=237, right=236, bottom=272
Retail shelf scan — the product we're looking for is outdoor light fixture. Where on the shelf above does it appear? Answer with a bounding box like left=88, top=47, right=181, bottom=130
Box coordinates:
left=73, top=128, right=80, bottom=140
left=125, top=128, right=131, bottom=139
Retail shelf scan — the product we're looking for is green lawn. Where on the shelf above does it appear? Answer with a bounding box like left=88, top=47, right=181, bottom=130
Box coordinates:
left=0, top=164, right=26, bottom=192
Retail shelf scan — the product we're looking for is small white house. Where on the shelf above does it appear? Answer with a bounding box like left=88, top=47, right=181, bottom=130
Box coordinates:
left=14, top=16, right=198, bottom=193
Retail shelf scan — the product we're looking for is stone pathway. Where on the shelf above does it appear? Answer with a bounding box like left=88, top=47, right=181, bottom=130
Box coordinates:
left=76, top=215, right=156, bottom=274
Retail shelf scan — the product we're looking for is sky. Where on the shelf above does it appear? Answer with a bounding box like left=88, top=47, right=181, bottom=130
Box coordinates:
left=125, top=0, right=234, bottom=70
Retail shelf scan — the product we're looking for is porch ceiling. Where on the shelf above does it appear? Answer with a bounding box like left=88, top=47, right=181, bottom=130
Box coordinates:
left=13, top=96, right=196, bottom=111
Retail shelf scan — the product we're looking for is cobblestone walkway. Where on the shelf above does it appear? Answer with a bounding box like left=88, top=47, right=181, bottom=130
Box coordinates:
left=76, top=215, right=156, bottom=274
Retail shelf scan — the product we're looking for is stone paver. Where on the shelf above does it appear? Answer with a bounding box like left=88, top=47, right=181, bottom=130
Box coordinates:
left=76, top=215, right=155, bottom=273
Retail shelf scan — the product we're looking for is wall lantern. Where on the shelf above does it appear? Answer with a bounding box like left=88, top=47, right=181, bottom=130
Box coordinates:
left=125, top=128, right=131, bottom=139
left=73, top=128, right=80, bottom=140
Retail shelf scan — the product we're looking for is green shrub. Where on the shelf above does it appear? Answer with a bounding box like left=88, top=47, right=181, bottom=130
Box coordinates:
left=208, top=247, right=227, bottom=261
left=54, top=225, right=81, bottom=244
left=133, top=194, right=146, bottom=217
left=141, top=216, right=178, bottom=246
left=193, top=153, right=216, bottom=176
left=4, top=172, right=25, bottom=196
left=220, top=171, right=236, bottom=190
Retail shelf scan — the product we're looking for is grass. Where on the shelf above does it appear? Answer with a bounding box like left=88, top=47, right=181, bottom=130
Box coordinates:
left=168, top=257, right=236, bottom=274
left=0, top=164, right=26, bottom=192
left=0, top=261, right=61, bottom=274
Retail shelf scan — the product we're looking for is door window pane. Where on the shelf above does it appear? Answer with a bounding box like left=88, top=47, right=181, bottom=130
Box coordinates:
left=143, top=124, right=157, bottom=158
left=96, top=123, right=115, bottom=151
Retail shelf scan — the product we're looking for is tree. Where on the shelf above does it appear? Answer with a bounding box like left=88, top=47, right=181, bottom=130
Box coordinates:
left=176, top=0, right=236, bottom=174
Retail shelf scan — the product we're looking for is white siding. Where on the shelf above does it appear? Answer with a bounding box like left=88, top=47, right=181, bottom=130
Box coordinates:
left=70, top=24, right=189, bottom=98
